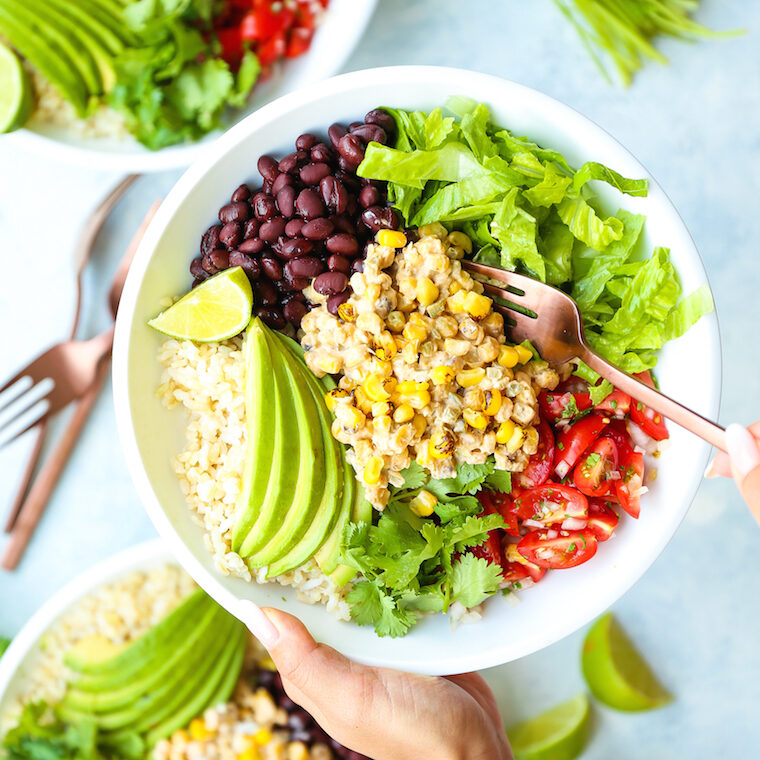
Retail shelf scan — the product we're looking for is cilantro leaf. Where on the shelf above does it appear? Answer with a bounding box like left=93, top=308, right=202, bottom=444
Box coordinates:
left=484, top=469, right=512, bottom=494
left=346, top=581, right=416, bottom=638
left=446, top=514, right=504, bottom=553
left=398, top=461, right=428, bottom=490
left=451, top=555, right=503, bottom=608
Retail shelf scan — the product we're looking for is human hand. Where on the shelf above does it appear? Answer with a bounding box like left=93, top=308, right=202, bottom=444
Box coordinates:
left=706, top=423, right=760, bottom=522
left=239, top=602, right=514, bottom=760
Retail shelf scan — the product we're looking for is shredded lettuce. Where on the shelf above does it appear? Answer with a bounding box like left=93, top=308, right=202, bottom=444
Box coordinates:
left=357, top=99, right=713, bottom=374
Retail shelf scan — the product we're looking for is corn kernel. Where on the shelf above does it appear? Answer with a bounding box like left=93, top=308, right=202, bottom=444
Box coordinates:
left=430, top=429, right=456, bottom=458
left=416, top=444, right=433, bottom=467
left=397, top=380, right=428, bottom=394
left=371, top=401, right=391, bottom=417
left=410, top=489, right=437, bottom=517
left=287, top=743, right=309, bottom=760
left=481, top=311, right=504, bottom=335
left=412, top=414, right=428, bottom=436
left=337, top=404, right=366, bottom=431
left=463, top=409, right=489, bottom=430
left=189, top=718, right=213, bottom=741
left=238, top=747, right=260, bottom=760
left=316, top=353, right=343, bottom=375
left=403, top=322, right=428, bottom=343
left=416, top=276, right=439, bottom=306
left=401, top=340, right=418, bottom=363
left=325, top=388, right=350, bottom=412
left=353, top=386, right=373, bottom=414
left=449, top=281, right=463, bottom=294
left=447, top=230, right=473, bottom=254
left=373, top=414, right=392, bottom=433
left=376, top=229, right=408, bottom=248
left=363, top=456, right=384, bottom=485
left=482, top=388, right=502, bottom=416
left=337, top=302, right=356, bottom=322
left=387, top=310, right=406, bottom=332
left=393, top=403, right=415, bottom=423
left=506, top=425, right=526, bottom=454
left=418, top=222, right=448, bottom=240
left=254, top=729, right=273, bottom=746
left=405, top=391, right=431, bottom=410
left=456, top=368, right=486, bottom=387
left=371, top=331, right=397, bottom=360
left=498, top=346, right=520, bottom=368
left=430, top=366, right=456, bottom=386
left=364, top=374, right=393, bottom=402
left=173, top=730, right=190, bottom=744
left=495, top=420, right=516, bottom=444
left=463, top=291, right=492, bottom=319
left=444, top=338, right=471, bottom=357
left=515, top=344, right=534, bottom=364
left=408, top=312, right=427, bottom=327
left=447, top=290, right=468, bottom=313
left=448, top=245, right=465, bottom=260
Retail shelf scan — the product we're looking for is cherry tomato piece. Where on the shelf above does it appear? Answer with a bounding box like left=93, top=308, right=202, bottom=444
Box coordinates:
left=501, top=561, right=529, bottom=583
left=286, top=27, right=313, bottom=57
left=587, top=498, right=619, bottom=541
left=516, top=419, right=555, bottom=490
left=630, top=371, right=669, bottom=440
left=554, top=413, right=608, bottom=479
left=217, top=26, right=244, bottom=64
left=600, top=419, right=634, bottom=459
left=241, top=1, right=295, bottom=41
left=479, top=489, right=521, bottom=537
left=615, top=449, right=645, bottom=519
left=573, top=437, right=619, bottom=498
left=470, top=530, right=504, bottom=569
left=595, top=388, right=631, bottom=417
left=517, top=529, right=598, bottom=569
left=513, top=483, right=588, bottom=524
left=504, top=542, right=547, bottom=582
left=539, top=379, right=592, bottom=423
left=256, top=31, right=287, bottom=66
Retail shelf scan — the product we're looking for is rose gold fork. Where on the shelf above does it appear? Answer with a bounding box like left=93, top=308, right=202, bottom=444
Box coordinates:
left=462, top=260, right=727, bottom=452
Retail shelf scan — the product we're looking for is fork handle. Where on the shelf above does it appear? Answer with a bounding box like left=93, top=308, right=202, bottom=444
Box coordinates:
left=581, top=350, right=727, bottom=452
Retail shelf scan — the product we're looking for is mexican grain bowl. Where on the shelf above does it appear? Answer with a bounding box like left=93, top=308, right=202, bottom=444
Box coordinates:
left=114, top=68, right=721, bottom=673
left=0, top=543, right=368, bottom=760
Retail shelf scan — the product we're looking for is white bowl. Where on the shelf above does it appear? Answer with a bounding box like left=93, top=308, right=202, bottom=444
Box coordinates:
left=113, top=66, right=721, bottom=675
left=0, top=541, right=172, bottom=718
left=5, top=0, right=376, bottom=172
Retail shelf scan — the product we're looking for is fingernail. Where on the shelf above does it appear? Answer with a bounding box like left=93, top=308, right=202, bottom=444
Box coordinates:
left=237, top=601, right=279, bottom=648
left=725, top=424, right=760, bottom=478
left=704, top=458, right=719, bottom=478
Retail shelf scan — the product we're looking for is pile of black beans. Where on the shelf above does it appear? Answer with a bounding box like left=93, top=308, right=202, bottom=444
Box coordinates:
left=257, top=669, right=369, bottom=760
left=190, top=109, right=401, bottom=331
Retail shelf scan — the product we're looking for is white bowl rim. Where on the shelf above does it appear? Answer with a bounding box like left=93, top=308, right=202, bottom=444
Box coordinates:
left=112, top=65, right=722, bottom=674
left=0, top=540, right=171, bottom=708
left=4, top=0, right=377, bottom=173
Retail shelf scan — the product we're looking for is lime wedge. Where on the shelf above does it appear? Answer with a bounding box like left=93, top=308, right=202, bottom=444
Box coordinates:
left=0, top=41, right=33, bottom=133
left=581, top=613, right=672, bottom=711
left=508, top=694, right=590, bottom=760
left=148, top=267, right=253, bottom=343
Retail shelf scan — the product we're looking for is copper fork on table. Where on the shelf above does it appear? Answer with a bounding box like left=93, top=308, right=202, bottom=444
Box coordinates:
left=462, top=260, right=727, bottom=452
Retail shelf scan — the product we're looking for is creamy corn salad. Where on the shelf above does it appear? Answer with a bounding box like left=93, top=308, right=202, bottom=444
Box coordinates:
left=300, top=226, right=559, bottom=509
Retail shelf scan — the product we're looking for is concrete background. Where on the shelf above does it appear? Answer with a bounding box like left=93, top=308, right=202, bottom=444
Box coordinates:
left=1, top=0, right=758, bottom=755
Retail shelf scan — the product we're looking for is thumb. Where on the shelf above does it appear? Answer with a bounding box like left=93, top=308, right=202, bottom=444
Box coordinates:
left=725, top=424, right=760, bottom=524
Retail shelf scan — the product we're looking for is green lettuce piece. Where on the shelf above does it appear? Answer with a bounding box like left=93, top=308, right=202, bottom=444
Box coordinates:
left=524, top=162, right=573, bottom=207
left=558, top=195, right=624, bottom=250
left=491, top=188, right=545, bottom=279
left=412, top=173, right=508, bottom=227
left=572, top=161, right=649, bottom=197
left=539, top=214, right=575, bottom=284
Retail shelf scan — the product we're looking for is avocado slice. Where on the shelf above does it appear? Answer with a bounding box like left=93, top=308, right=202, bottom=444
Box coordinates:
left=329, top=490, right=373, bottom=587
left=265, top=344, right=343, bottom=577
left=245, top=332, right=326, bottom=567
left=238, top=327, right=303, bottom=558
left=76, top=0, right=138, bottom=46
left=62, top=601, right=226, bottom=713
left=231, top=319, right=277, bottom=553
left=0, top=0, right=102, bottom=98
left=65, top=589, right=208, bottom=678
left=0, top=6, right=88, bottom=115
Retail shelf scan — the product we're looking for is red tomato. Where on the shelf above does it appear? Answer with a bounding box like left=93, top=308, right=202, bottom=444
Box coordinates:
left=538, top=380, right=592, bottom=423
left=600, top=419, right=634, bottom=459
left=470, top=531, right=503, bottom=569
left=630, top=371, right=669, bottom=440
left=517, top=529, right=598, bottom=569
left=615, top=449, right=645, bottom=519
left=503, top=541, right=547, bottom=582
left=516, top=419, right=555, bottom=490
left=286, top=27, right=313, bottom=57
left=501, top=561, right=529, bottom=583
left=554, top=413, right=608, bottom=479
left=572, top=437, right=619, bottom=498
left=587, top=499, right=619, bottom=541
left=478, top=490, right=520, bottom=536
left=595, top=388, right=631, bottom=417
left=256, top=31, right=287, bottom=66
left=241, top=1, right=295, bottom=41
left=216, top=26, right=244, bottom=64
left=513, top=483, right=588, bottom=524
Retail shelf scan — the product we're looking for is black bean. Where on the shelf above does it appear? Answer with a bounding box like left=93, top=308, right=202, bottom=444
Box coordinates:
left=285, top=218, right=305, bottom=237
left=283, top=270, right=311, bottom=291
left=295, top=188, right=325, bottom=221
left=275, top=236, right=315, bottom=259
left=310, top=142, right=333, bottom=163
left=275, top=185, right=297, bottom=218
left=229, top=251, right=260, bottom=280
left=361, top=205, right=398, bottom=233
left=231, top=184, right=251, bottom=202
left=314, top=271, right=348, bottom=295
left=286, top=256, right=324, bottom=279
left=279, top=150, right=308, bottom=174
left=301, top=217, right=334, bottom=240
left=295, top=132, right=318, bottom=150
left=290, top=729, right=311, bottom=744
left=326, top=290, right=350, bottom=315
left=336, top=170, right=361, bottom=193
left=326, top=233, right=358, bottom=256
left=243, top=218, right=261, bottom=240
left=337, top=134, right=364, bottom=167
left=256, top=305, right=285, bottom=329
left=359, top=184, right=380, bottom=209
left=200, top=254, right=217, bottom=277
left=219, top=221, right=241, bottom=249
left=260, top=255, right=283, bottom=281
left=272, top=172, right=294, bottom=195
left=319, top=176, right=348, bottom=214
left=252, top=193, right=277, bottom=221
left=349, top=123, right=387, bottom=145
left=262, top=178, right=273, bottom=195
left=365, top=108, right=396, bottom=136
left=279, top=694, right=296, bottom=712
left=283, top=298, right=308, bottom=326
left=328, top=122, right=347, bottom=149
left=259, top=216, right=287, bottom=243
left=351, top=258, right=365, bottom=274
left=348, top=120, right=362, bottom=131
left=238, top=238, right=265, bottom=255
left=189, top=257, right=206, bottom=279
left=256, top=670, right=277, bottom=688
left=191, top=278, right=204, bottom=289
left=201, top=224, right=221, bottom=256
left=255, top=278, right=278, bottom=305
left=327, top=254, right=350, bottom=274
left=346, top=196, right=358, bottom=217
left=330, top=214, right=354, bottom=235
left=219, top=201, right=250, bottom=224
left=258, top=155, right=279, bottom=182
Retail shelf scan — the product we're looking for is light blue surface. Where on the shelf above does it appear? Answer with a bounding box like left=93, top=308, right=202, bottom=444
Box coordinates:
left=1, top=0, right=758, bottom=755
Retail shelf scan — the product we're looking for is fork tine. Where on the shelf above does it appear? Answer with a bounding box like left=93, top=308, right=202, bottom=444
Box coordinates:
left=492, top=304, right=538, bottom=346
left=463, top=261, right=548, bottom=299
left=0, top=391, right=51, bottom=449
left=0, top=373, right=32, bottom=413
left=0, top=414, right=48, bottom=451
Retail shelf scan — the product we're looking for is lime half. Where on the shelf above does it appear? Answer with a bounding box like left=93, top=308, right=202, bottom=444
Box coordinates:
left=581, top=613, right=672, bottom=712
left=0, top=41, right=33, bottom=133
left=508, top=694, right=590, bottom=760
left=148, top=267, right=253, bottom=343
